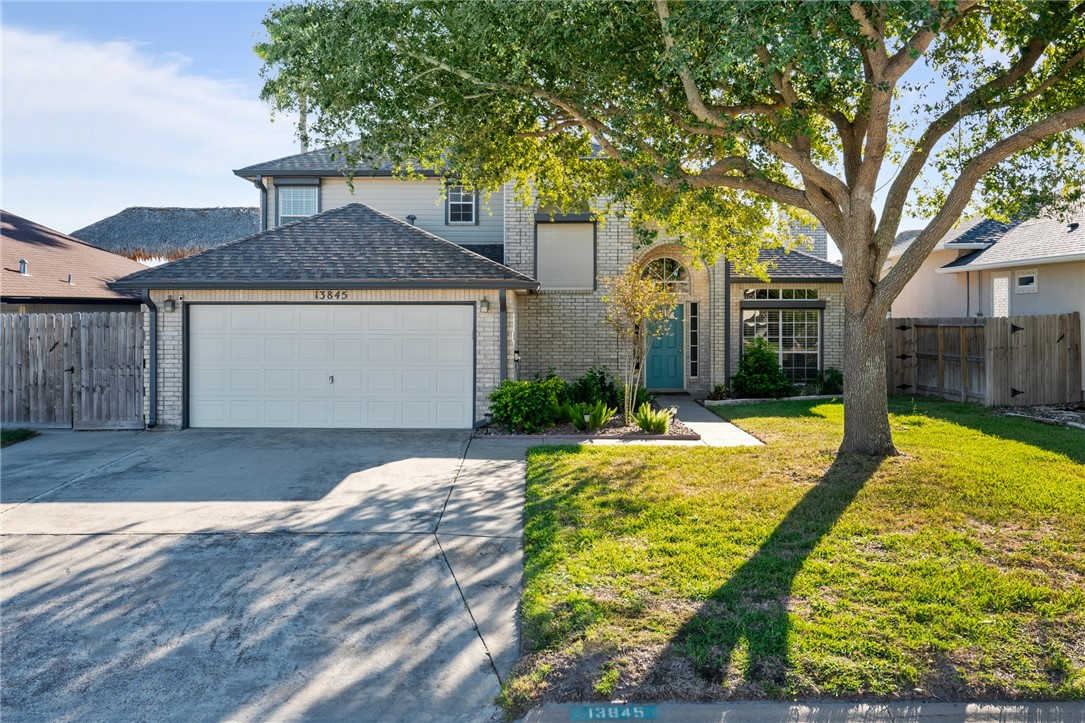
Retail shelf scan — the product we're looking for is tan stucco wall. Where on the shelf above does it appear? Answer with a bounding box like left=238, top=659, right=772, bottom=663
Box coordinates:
left=143, top=288, right=512, bottom=429
left=889, top=249, right=970, bottom=317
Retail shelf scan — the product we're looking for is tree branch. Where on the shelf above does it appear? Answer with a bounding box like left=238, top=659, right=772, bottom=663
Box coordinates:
left=874, top=106, right=1085, bottom=309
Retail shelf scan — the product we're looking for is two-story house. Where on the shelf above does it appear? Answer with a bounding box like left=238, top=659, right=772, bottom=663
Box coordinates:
left=112, top=145, right=844, bottom=429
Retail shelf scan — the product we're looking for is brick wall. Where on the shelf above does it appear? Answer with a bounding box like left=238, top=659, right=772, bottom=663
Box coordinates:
left=144, top=288, right=510, bottom=429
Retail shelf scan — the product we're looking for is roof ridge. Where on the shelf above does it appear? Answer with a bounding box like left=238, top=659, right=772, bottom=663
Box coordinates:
left=2, top=209, right=149, bottom=259
left=348, top=203, right=536, bottom=282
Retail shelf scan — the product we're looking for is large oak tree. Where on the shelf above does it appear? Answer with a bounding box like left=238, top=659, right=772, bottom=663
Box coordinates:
left=258, top=0, right=1085, bottom=455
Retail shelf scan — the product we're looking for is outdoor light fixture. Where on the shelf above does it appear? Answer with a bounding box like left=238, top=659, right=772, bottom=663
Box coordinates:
left=163, top=296, right=176, bottom=312
left=480, top=298, right=490, bottom=312
left=513, top=350, right=521, bottom=363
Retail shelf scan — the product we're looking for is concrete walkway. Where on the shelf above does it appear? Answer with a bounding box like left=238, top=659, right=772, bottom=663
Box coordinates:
left=655, top=394, right=763, bottom=447
left=522, top=701, right=1084, bottom=722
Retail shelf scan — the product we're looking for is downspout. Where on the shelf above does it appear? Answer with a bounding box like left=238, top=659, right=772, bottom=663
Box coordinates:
left=143, top=289, right=158, bottom=428
left=252, top=175, right=267, bottom=232
left=499, top=289, right=508, bottom=381
left=723, top=259, right=732, bottom=383
left=966, top=271, right=971, bottom=317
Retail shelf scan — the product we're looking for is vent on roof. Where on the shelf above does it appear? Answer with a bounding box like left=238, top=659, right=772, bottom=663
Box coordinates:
left=18, top=259, right=28, bottom=275
left=1070, top=222, right=1080, bottom=232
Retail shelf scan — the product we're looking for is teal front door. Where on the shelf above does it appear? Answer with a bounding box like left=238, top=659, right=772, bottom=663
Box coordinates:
left=646, top=305, right=684, bottom=390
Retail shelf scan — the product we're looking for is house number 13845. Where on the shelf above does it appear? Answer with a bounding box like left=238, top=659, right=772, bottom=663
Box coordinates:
left=315, top=290, right=349, bottom=300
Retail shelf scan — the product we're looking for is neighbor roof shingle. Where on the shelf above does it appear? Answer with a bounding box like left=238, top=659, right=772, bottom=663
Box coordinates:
left=234, top=142, right=435, bottom=178
left=72, top=207, right=259, bottom=262
left=939, top=211, right=1085, bottom=272
left=2, top=210, right=147, bottom=301
left=110, top=203, right=538, bottom=290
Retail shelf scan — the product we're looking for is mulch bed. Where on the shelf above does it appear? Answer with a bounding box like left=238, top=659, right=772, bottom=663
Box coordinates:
left=474, top=407, right=699, bottom=439
left=995, top=402, right=1085, bottom=430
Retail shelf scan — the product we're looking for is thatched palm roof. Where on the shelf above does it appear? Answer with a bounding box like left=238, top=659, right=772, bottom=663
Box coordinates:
left=72, top=207, right=259, bottom=262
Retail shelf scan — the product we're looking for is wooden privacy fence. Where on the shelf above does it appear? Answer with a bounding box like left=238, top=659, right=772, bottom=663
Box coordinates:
left=886, top=313, right=1082, bottom=407
left=1, top=312, right=144, bottom=429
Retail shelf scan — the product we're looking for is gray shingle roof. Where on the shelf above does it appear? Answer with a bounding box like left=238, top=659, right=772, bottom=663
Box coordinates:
left=235, top=143, right=437, bottom=178
left=940, top=211, right=1085, bottom=272
left=72, top=207, right=258, bottom=261
left=731, top=247, right=842, bottom=281
left=110, top=203, right=538, bottom=290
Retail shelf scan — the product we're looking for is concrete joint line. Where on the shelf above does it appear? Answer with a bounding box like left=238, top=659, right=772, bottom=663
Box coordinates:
left=1, top=431, right=182, bottom=515
left=434, top=531, right=504, bottom=687
left=433, top=436, right=473, bottom=535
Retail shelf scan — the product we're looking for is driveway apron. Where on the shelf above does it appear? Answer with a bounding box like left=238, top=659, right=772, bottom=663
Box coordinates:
left=1, top=429, right=527, bottom=723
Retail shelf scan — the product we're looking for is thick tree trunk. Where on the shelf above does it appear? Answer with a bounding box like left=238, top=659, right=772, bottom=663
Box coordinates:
left=840, top=310, right=897, bottom=456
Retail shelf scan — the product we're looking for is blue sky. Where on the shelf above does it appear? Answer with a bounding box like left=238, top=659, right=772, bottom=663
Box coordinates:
left=2, top=1, right=299, bottom=233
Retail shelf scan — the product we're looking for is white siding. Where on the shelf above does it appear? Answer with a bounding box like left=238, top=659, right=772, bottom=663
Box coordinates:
left=536, top=223, right=594, bottom=290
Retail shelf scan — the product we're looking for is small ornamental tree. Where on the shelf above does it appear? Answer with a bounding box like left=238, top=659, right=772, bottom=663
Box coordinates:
left=602, top=263, right=678, bottom=424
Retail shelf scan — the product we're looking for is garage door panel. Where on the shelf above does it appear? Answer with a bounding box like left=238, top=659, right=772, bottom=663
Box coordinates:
left=190, top=304, right=474, bottom=428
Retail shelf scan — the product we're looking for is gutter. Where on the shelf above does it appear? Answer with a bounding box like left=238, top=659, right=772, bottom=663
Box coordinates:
left=936, top=252, right=1085, bottom=273
left=109, top=279, right=541, bottom=291
left=142, top=290, right=158, bottom=428
left=499, top=289, right=508, bottom=381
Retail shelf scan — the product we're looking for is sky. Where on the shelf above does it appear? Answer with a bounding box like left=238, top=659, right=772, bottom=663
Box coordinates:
left=0, top=1, right=953, bottom=255
left=2, top=1, right=299, bottom=234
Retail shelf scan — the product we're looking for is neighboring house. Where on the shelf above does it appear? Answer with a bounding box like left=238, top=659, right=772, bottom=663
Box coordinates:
left=1, top=210, right=147, bottom=313
left=72, top=207, right=259, bottom=265
left=112, top=146, right=844, bottom=430
left=888, top=211, right=1084, bottom=319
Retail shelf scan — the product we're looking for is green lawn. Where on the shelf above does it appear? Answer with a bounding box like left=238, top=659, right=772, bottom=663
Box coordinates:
left=1, top=428, right=39, bottom=447
left=502, top=398, right=1085, bottom=713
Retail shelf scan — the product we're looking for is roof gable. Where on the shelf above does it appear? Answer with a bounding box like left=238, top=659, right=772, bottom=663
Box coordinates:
left=111, top=203, right=538, bottom=290
left=1, top=210, right=147, bottom=301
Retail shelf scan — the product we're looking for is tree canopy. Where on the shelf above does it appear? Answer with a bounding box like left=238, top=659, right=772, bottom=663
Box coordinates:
left=258, top=0, right=1085, bottom=454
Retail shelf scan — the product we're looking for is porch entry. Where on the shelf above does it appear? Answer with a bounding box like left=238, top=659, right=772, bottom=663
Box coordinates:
left=646, top=304, right=684, bottom=390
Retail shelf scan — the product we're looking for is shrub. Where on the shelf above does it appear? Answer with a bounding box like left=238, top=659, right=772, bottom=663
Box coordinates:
left=488, top=376, right=566, bottom=433
left=732, top=338, right=797, bottom=398
left=621, top=383, right=651, bottom=416
left=563, top=400, right=618, bottom=431
left=809, top=367, right=844, bottom=395
left=707, top=383, right=730, bottom=401
left=633, top=402, right=672, bottom=434
left=567, top=367, right=621, bottom=408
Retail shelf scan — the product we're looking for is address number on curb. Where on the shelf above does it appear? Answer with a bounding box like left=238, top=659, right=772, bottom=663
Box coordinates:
left=569, top=705, right=658, bottom=720
left=314, top=290, right=350, bottom=300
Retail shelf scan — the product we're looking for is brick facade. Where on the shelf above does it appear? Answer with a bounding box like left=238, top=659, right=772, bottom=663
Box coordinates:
left=144, top=288, right=512, bottom=429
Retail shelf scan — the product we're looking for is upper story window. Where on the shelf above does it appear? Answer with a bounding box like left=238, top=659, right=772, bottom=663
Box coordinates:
left=743, top=288, right=819, bottom=300
left=278, top=186, right=318, bottom=225
left=643, top=258, right=690, bottom=294
left=536, top=222, right=594, bottom=290
left=446, top=186, right=477, bottom=225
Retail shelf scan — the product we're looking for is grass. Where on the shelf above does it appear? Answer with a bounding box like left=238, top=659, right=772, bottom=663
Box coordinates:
left=1, top=428, right=39, bottom=447
left=503, top=397, right=1085, bottom=714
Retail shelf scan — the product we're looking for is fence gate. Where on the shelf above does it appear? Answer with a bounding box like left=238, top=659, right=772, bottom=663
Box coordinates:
left=886, top=313, right=1082, bottom=406
left=1, top=312, right=144, bottom=429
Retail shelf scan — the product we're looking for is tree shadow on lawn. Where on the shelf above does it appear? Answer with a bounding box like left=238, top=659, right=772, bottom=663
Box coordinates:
left=644, top=451, right=884, bottom=696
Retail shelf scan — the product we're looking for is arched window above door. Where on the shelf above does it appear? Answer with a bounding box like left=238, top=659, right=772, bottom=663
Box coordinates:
left=643, top=257, right=690, bottom=294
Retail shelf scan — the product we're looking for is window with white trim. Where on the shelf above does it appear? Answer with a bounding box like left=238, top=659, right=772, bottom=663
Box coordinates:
left=742, top=308, right=820, bottom=383
left=743, top=288, right=819, bottom=300
left=1015, top=269, right=1038, bottom=294
left=278, top=186, right=318, bottom=225
left=643, top=257, right=690, bottom=294
left=446, top=185, right=477, bottom=224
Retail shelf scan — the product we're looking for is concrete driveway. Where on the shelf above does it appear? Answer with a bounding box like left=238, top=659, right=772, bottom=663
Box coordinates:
left=1, top=429, right=528, bottom=722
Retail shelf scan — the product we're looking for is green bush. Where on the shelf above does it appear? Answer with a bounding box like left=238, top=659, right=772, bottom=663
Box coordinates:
left=567, top=367, right=622, bottom=408
left=732, top=338, right=797, bottom=398
left=808, top=367, right=844, bottom=395
left=707, top=383, right=730, bottom=400
left=621, top=383, right=651, bottom=415
left=633, top=402, right=672, bottom=434
left=488, top=376, right=566, bottom=433
left=562, top=400, right=617, bottom=432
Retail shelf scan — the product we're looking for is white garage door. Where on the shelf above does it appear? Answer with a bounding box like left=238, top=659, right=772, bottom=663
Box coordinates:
left=188, top=304, right=474, bottom=428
